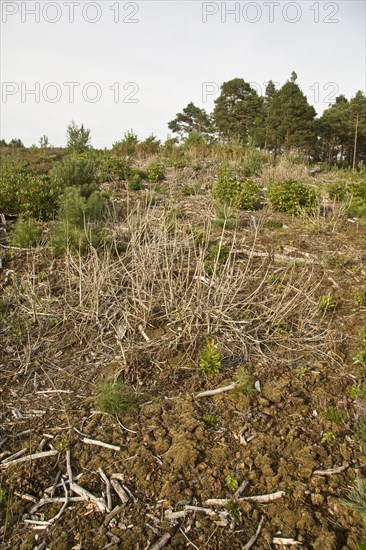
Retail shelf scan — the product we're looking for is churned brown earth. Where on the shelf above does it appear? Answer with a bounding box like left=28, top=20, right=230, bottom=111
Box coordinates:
left=1, top=171, right=366, bottom=549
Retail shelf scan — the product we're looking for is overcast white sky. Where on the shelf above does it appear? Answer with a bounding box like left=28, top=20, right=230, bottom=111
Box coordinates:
left=1, top=0, right=365, bottom=147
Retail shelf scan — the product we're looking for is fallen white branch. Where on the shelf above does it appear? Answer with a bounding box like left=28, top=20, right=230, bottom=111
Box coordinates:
left=1, top=447, right=28, bottom=463
left=29, top=497, right=84, bottom=514
left=80, top=437, right=121, bottom=451
left=195, top=384, right=236, bottom=398
left=138, top=324, right=150, bottom=342
left=69, top=482, right=107, bottom=512
left=110, top=478, right=129, bottom=505
left=243, top=516, right=264, bottom=549
left=234, top=479, right=249, bottom=499
left=205, top=491, right=285, bottom=506
left=0, top=450, right=58, bottom=469
left=273, top=538, right=301, bottom=546
left=66, top=450, right=73, bottom=483
left=98, top=467, right=112, bottom=512
left=313, top=463, right=348, bottom=476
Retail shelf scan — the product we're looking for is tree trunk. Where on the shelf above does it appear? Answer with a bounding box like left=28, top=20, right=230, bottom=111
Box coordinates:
left=353, top=113, right=359, bottom=170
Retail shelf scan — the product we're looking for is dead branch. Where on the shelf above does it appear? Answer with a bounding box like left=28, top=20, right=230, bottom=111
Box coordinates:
left=1, top=447, right=28, bottom=463
left=195, top=384, right=236, bottom=398
left=80, top=437, right=121, bottom=452
left=149, top=532, right=171, bottom=550
left=98, top=467, right=113, bottom=512
left=205, top=491, right=285, bottom=506
left=69, top=482, right=108, bottom=512
left=272, top=538, right=301, bottom=546
left=0, top=450, right=58, bottom=469
left=243, top=516, right=265, bottom=549
left=313, top=463, right=349, bottom=476
left=110, top=478, right=129, bottom=505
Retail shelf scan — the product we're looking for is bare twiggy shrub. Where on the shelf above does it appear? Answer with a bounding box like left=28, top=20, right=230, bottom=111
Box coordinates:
left=0, top=199, right=339, bottom=393
left=300, top=198, right=351, bottom=234
left=261, top=156, right=309, bottom=186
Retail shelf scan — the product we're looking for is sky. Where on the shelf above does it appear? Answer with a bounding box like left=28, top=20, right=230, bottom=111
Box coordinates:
left=1, top=0, right=365, bottom=148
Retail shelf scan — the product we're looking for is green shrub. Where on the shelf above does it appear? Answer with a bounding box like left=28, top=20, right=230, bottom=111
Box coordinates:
left=235, top=179, right=261, bottom=210
left=22, top=174, right=61, bottom=220
left=199, top=338, right=221, bottom=375
left=348, top=199, right=366, bottom=218
left=10, top=216, right=42, bottom=248
left=214, top=167, right=260, bottom=210
left=349, top=177, right=366, bottom=201
left=96, top=380, right=138, bottom=416
left=146, top=161, right=165, bottom=182
left=0, top=160, right=27, bottom=214
left=0, top=161, right=60, bottom=219
left=99, top=155, right=134, bottom=182
left=328, top=181, right=348, bottom=201
left=267, top=179, right=317, bottom=215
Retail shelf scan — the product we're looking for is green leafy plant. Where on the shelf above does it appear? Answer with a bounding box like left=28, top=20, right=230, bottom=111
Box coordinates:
left=58, top=438, right=70, bottom=452
left=146, top=161, right=165, bottom=182
left=199, top=338, right=221, bottom=375
left=96, top=380, right=138, bottom=416
left=275, top=321, right=293, bottom=336
left=324, top=406, right=346, bottom=425
left=317, top=293, right=336, bottom=313
left=350, top=382, right=366, bottom=399
left=182, top=184, right=196, bottom=196
left=267, top=179, right=317, bottom=215
left=225, top=475, right=239, bottom=493
left=66, top=121, right=91, bottom=153
left=203, top=414, right=219, bottom=427
left=214, top=167, right=260, bottom=210
left=354, top=289, right=365, bottom=306
left=321, top=432, right=336, bottom=446
left=328, top=180, right=348, bottom=201
left=234, top=368, right=255, bottom=395
left=99, top=155, right=133, bottom=182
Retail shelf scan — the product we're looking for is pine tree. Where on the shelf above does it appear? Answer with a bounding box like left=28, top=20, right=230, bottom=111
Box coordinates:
left=349, top=91, right=366, bottom=169
left=66, top=121, right=91, bottom=153
left=213, top=78, right=264, bottom=145
left=168, top=102, right=212, bottom=140
left=318, top=96, right=350, bottom=166
left=266, top=73, right=316, bottom=156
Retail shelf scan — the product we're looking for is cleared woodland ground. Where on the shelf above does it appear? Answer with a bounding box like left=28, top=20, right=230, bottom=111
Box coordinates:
left=1, top=163, right=366, bottom=549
